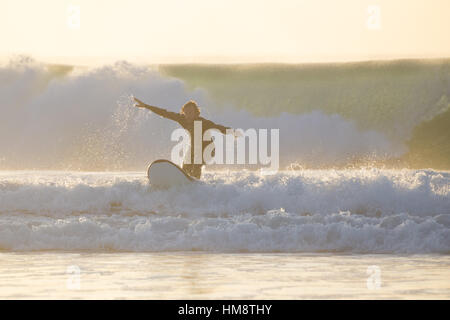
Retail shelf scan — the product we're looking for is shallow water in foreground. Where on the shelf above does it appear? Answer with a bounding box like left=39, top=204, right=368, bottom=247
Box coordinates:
left=0, top=252, right=449, bottom=299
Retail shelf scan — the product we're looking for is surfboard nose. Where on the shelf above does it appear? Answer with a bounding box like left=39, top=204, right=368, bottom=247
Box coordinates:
left=147, top=159, right=194, bottom=189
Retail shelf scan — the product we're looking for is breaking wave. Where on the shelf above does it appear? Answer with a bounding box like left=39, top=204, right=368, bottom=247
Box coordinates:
left=1, top=57, right=449, bottom=170
left=0, top=169, right=448, bottom=253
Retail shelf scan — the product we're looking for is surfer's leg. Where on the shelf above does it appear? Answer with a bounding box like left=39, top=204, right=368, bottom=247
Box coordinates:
left=182, top=163, right=202, bottom=179
left=182, top=163, right=192, bottom=176
left=192, top=164, right=202, bottom=179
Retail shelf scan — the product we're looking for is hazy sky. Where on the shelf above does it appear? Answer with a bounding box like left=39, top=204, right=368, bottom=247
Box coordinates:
left=1, top=0, right=449, bottom=65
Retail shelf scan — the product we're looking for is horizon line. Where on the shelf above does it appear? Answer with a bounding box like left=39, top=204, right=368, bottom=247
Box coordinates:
left=2, top=53, right=450, bottom=68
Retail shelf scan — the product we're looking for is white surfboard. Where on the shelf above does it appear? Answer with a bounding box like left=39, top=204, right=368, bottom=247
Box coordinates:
left=147, top=159, right=196, bottom=189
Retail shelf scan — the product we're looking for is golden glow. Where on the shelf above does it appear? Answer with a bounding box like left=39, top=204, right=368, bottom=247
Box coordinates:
left=0, top=0, right=449, bottom=65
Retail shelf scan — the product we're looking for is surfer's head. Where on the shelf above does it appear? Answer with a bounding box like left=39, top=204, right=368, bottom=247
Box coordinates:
left=181, top=100, right=200, bottom=121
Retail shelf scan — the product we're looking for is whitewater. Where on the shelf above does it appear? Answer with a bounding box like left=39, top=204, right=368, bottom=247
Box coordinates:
left=0, top=169, right=448, bottom=253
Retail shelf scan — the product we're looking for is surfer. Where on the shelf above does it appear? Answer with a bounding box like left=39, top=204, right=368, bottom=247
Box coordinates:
left=133, top=97, right=233, bottom=179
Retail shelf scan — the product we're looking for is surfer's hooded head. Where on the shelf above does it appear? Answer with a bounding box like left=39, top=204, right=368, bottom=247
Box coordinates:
left=181, top=100, right=201, bottom=121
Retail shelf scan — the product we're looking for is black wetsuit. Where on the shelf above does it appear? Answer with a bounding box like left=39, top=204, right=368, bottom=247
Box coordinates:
left=144, top=105, right=229, bottom=179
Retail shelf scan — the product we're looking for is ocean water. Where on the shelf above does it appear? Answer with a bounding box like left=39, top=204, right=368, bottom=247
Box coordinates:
left=1, top=252, right=449, bottom=299
left=0, top=170, right=449, bottom=253
left=0, top=57, right=449, bottom=298
left=1, top=57, right=449, bottom=171
left=0, top=170, right=449, bottom=299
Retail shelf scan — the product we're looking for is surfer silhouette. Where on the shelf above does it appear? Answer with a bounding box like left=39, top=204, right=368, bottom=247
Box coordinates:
left=133, top=97, right=233, bottom=179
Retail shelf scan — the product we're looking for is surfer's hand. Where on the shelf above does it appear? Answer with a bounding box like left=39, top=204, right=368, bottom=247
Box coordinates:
left=133, top=97, right=147, bottom=108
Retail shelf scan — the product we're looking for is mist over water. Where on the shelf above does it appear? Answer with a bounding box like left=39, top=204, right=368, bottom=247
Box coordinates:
left=0, top=57, right=206, bottom=170
left=2, top=56, right=448, bottom=170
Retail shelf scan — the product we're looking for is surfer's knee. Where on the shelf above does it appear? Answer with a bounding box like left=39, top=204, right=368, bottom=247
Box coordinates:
left=182, top=163, right=202, bottom=179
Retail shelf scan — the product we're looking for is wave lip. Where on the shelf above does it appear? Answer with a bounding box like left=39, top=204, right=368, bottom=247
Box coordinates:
left=0, top=169, right=449, bottom=253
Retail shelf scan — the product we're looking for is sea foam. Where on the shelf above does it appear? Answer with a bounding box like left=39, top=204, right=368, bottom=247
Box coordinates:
left=0, top=169, right=448, bottom=253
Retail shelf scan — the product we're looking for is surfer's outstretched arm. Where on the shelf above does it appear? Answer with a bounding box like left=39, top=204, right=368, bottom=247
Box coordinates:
left=201, top=118, right=230, bottom=135
left=134, top=98, right=182, bottom=122
left=203, top=119, right=242, bottom=137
